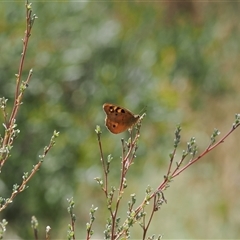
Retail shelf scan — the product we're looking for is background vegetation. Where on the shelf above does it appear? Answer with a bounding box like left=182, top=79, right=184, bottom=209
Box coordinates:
left=0, top=1, right=240, bottom=239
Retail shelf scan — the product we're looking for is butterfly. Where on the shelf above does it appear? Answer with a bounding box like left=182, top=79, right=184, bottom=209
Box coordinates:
left=103, top=103, right=140, bottom=134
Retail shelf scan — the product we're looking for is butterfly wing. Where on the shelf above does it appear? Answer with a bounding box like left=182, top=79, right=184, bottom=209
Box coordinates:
left=103, top=103, right=140, bottom=134
left=105, top=117, right=127, bottom=134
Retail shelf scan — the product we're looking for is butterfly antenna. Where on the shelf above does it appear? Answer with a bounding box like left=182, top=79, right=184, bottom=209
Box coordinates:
left=139, top=105, right=147, bottom=115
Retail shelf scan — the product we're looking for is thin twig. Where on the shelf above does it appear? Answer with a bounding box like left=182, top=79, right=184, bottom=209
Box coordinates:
left=0, top=131, right=58, bottom=212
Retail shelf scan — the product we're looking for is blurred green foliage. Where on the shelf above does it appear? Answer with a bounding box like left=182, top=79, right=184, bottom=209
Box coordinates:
left=0, top=1, right=240, bottom=239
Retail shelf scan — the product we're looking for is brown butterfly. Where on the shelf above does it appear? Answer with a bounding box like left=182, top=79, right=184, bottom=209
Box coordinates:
left=103, top=103, right=140, bottom=134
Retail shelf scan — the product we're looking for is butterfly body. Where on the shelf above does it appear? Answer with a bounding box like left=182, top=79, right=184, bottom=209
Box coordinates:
left=103, top=103, right=140, bottom=134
